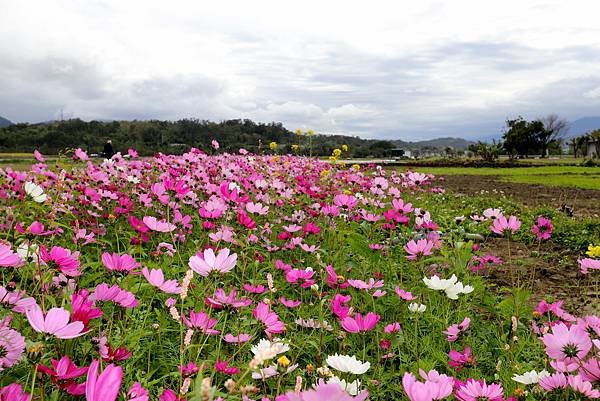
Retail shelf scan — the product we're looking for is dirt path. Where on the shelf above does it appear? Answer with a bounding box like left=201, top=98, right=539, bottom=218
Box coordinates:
left=440, top=175, right=600, bottom=217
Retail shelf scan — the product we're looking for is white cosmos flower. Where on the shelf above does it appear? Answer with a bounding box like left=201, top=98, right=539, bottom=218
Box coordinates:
left=251, top=338, right=289, bottom=356
left=327, top=376, right=362, bottom=395
left=325, top=354, right=370, bottom=375
left=408, top=303, right=427, bottom=313
left=16, top=242, right=38, bottom=260
left=24, top=182, right=47, bottom=203
left=423, top=275, right=473, bottom=299
left=512, top=369, right=550, bottom=385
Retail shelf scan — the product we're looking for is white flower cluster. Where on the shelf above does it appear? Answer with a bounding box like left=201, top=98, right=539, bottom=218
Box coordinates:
left=422, top=274, right=474, bottom=300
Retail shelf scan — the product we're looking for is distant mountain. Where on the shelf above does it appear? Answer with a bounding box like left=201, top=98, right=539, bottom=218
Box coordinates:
left=566, top=116, right=600, bottom=138
left=392, top=137, right=475, bottom=151
left=0, top=116, right=13, bottom=128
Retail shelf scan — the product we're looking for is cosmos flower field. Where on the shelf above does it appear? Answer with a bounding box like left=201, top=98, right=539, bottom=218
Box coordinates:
left=1, top=147, right=600, bottom=401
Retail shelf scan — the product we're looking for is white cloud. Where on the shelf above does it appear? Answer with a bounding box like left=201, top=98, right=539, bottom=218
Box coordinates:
left=1, top=0, right=600, bottom=139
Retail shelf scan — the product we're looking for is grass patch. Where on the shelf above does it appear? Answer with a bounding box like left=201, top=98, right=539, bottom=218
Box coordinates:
left=409, top=166, right=600, bottom=190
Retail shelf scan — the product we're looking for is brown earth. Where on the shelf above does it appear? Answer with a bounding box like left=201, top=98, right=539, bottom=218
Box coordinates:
left=440, top=175, right=600, bottom=218
left=481, top=238, right=599, bottom=314
left=437, top=175, right=600, bottom=313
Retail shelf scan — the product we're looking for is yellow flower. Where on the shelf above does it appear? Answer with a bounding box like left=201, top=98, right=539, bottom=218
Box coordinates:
left=291, top=144, right=299, bottom=152
left=269, top=142, right=278, bottom=150
left=328, top=156, right=338, bottom=163
left=587, top=245, right=600, bottom=258
left=320, top=169, right=330, bottom=178
left=277, top=356, right=290, bottom=367
left=306, top=129, right=315, bottom=136
left=332, top=148, right=342, bottom=157
left=342, top=144, right=349, bottom=152
left=352, top=164, right=360, bottom=171
left=294, top=128, right=303, bottom=136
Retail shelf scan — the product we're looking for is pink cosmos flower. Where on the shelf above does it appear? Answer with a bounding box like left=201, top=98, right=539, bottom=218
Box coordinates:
left=333, top=194, right=358, bottom=210
left=568, top=374, right=600, bottom=398
left=205, top=288, right=251, bottom=309
left=279, top=297, right=302, bottom=308
left=142, top=267, right=181, bottom=294
left=26, top=304, right=86, bottom=339
left=326, top=265, right=349, bottom=289
left=443, top=317, right=471, bottom=342
left=541, top=322, right=592, bottom=362
left=74, top=148, right=89, bottom=161
left=448, top=347, right=475, bottom=370
left=85, top=360, right=122, bottom=401
left=0, top=243, right=24, bottom=267
left=253, top=302, right=285, bottom=336
left=531, top=216, right=553, bottom=241
left=38, top=355, right=89, bottom=395
left=395, top=287, right=416, bottom=301
left=281, top=382, right=368, bottom=401
left=538, top=372, right=567, bottom=391
left=182, top=310, right=220, bottom=335
left=490, top=215, right=521, bottom=236
left=71, top=290, right=103, bottom=329
left=101, top=252, right=139, bottom=273
left=285, top=268, right=315, bottom=288
left=188, top=248, right=237, bottom=276
left=0, top=383, right=30, bottom=401
left=127, top=382, right=149, bottom=401
left=579, top=258, right=600, bottom=275
left=341, top=312, right=380, bottom=333
left=93, top=283, right=138, bottom=308
left=404, top=239, right=434, bottom=260
left=384, top=322, right=402, bottom=333
left=243, top=283, right=268, bottom=294
left=402, top=370, right=453, bottom=401
left=142, top=216, right=176, bottom=233
left=215, top=360, right=239, bottom=375
left=331, top=294, right=352, bottom=319
left=0, top=285, right=36, bottom=313
left=40, top=245, right=82, bottom=277
left=34, top=149, right=45, bottom=162
left=455, top=379, right=504, bottom=401
left=0, top=325, right=25, bottom=370
left=348, top=278, right=384, bottom=290
left=223, top=333, right=252, bottom=343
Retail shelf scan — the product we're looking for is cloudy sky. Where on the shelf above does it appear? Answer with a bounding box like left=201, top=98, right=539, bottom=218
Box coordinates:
left=2, top=0, right=600, bottom=140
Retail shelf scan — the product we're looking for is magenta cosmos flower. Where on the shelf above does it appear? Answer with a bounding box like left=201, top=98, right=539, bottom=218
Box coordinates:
left=26, top=304, right=85, bottom=339
left=182, top=310, right=220, bottom=335
left=38, top=355, right=89, bottom=395
left=188, top=248, right=237, bottom=276
left=341, top=312, right=380, bottom=333
left=39, top=245, right=81, bottom=277
left=404, top=239, right=434, bottom=260
left=541, top=322, right=592, bottom=361
left=281, top=382, right=368, bottom=401
left=0, top=243, right=24, bottom=267
left=85, top=360, right=122, bottom=401
left=531, top=216, right=553, bottom=241
left=490, top=215, right=521, bottom=236
left=0, top=383, right=30, bottom=401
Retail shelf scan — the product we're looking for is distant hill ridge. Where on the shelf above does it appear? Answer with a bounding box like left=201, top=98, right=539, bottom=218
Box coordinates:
left=0, top=116, right=13, bottom=128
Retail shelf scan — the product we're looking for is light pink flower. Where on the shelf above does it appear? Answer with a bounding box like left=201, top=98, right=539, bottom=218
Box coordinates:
left=142, top=216, right=176, bottom=233
left=205, top=288, right=251, bottom=309
left=0, top=243, right=24, bottom=268
left=579, top=258, right=600, bottom=275
left=25, top=304, right=86, bottom=339
left=541, top=322, right=592, bottom=362
left=93, top=283, right=138, bottom=308
left=395, top=287, right=416, bottom=301
left=454, top=379, right=503, bottom=401
left=182, top=310, right=220, bottom=335
left=490, top=215, right=521, bottom=236
left=142, top=267, right=181, bottom=294
left=189, top=248, right=237, bottom=276
left=253, top=302, right=285, bottom=336
left=404, top=239, right=434, bottom=260
left=443, top=317, right=471, bottom=342
left=223, top=333, right=252, bottom=343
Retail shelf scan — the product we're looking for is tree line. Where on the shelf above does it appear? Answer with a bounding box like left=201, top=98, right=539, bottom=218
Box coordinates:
left=0, top=118, right=398, bottom=158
